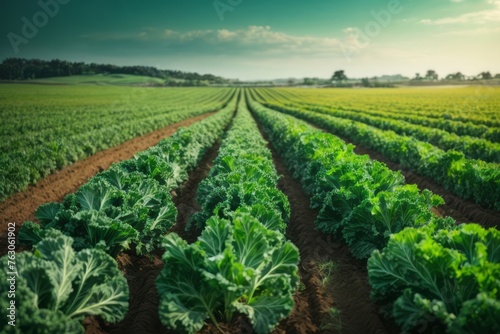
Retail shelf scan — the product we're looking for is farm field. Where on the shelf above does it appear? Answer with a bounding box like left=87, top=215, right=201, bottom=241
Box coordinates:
left=0, top=85, right=499, bottom=334
left=253, top=87, right=500, bottom=217
left=0, top=84, right=234, bottom=201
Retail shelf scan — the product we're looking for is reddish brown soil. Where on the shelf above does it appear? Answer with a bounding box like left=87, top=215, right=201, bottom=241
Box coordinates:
left=266, top=133, right=392, bottom=334
left=351, top=145, right=500, bottom=229
left=0, top=113, right=214, bottom=256
left=169, top=142, right=223, bottom=243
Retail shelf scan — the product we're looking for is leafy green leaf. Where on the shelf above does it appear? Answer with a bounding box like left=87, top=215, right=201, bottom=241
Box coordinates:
left=35, top=202, right=62, bottom=226
left=0, top=229, right=128, bottom=333
left=368, top=224, right=500, bottom=332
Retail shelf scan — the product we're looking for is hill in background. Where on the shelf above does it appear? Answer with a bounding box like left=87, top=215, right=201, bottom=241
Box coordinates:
left=0, top=58, right=229, bottom=86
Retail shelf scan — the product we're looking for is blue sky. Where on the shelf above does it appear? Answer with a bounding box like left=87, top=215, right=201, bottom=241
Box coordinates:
left=1, top=0, right=499, bottom=80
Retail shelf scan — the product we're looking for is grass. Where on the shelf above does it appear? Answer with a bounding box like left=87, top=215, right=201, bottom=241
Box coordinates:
left=320, top=307, right=343, bottom=333
left=317, top=260, right=337, bottom=286
left=316, top=260, right=342, bottom=331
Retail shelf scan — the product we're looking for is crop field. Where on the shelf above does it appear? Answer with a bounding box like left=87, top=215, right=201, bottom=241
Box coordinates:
left=254, top=87, right=500, bottom=213
left=0, top=85, right=499, bottom=334
left=0, top=84, right=234, bottom=201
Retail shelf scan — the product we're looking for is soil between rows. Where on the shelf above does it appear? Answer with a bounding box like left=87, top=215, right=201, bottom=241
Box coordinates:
left=257, top=122, right=394, bottom=334
left=0, top=112, right=214, bottom=257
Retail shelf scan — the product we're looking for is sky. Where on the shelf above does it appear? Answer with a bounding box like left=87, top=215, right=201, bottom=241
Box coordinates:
left=1, top=0, right=499, bottom=80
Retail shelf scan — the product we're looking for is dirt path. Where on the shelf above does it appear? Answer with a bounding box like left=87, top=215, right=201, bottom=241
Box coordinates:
left=0, top=113, right=214, bottom=256
left=169, top=141, right=223, bottom=244
left=257, top=123, right=391, bottom=334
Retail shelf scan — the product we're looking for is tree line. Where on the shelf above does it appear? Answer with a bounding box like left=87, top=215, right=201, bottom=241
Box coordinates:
left=0, top=58, right=228, bottom=85
left=333, top=69, right=499, bottom=84
left=300, top=69, right=500, bottom=87
left=412, top=70, right=498, bottom=81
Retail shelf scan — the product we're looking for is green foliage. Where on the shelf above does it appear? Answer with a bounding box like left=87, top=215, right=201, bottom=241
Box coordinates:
left=158, top=94, right=298, bottom=333
left=20, top=96, right=236, bottom=256
left=256, top=90, right=500, bottom=210
left=250, top=89, right=499, bottom=330
left=368, top=223, right=500, bottom=333
left=248, top=92, right=446, bottom=259
left=254, top=86, right=500, bottom=137
left=0, top=85, right=235, bottom=201
left=1, top=229, right=128, bottom=334
left=157, top=214, right=299, bottom=334
left=267, top=101, right=500, bottom=163
left=190, top=97, right=289, bottom=232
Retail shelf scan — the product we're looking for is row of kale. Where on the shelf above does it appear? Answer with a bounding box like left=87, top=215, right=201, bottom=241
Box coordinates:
left=155, top=94, right=300, bottom=333
left=253, top=90, right=500, bottom=212
left=259, top=94, right=500, bottom=163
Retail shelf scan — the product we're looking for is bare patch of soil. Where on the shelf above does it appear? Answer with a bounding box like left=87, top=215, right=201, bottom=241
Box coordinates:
left=170, top=141, right=222, bottom=243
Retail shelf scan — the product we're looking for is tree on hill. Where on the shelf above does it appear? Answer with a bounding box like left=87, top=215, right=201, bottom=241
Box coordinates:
left=303, top=77, right=322, bottom=86
left=445, top=72, right=465, bottom=80
left=477, top=71, right=492, bottom=80
left=425, top=70, right=439, bottom=81
left=331, top=70, right=347, bottom=84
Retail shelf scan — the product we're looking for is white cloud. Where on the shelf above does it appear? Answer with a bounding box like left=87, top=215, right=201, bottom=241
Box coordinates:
left=217, top=29, right=237, bottom=40
left=83, top=26, right=349, bottom=56
left=420, top=0, right=500, bottom=25
left=207, top=26, right=338, bottom=49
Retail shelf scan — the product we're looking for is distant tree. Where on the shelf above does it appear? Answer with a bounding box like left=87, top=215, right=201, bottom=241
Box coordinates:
left=303, top=78, right=315, bottom=86
left=425, top=70, right=439, bottom=81
left=287, top=78, right=296, bottom=86
left=331, top=70, right=347, bottom=84
left=413, top=73, right=422, bottom=80
left=361, top=78, right=370, bottom=87
left=445, top=72, right=465, bottom=80
left=478, top=71, right=492, bottom=80
left=303, top=77, right=327, bottom=86
left=495, top=73, right=500, bottom=79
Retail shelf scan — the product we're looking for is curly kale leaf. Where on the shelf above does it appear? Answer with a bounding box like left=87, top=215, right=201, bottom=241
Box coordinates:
left=157, top=213, right=299, bottom=334
left=0, top=229, right=128, bottom=333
